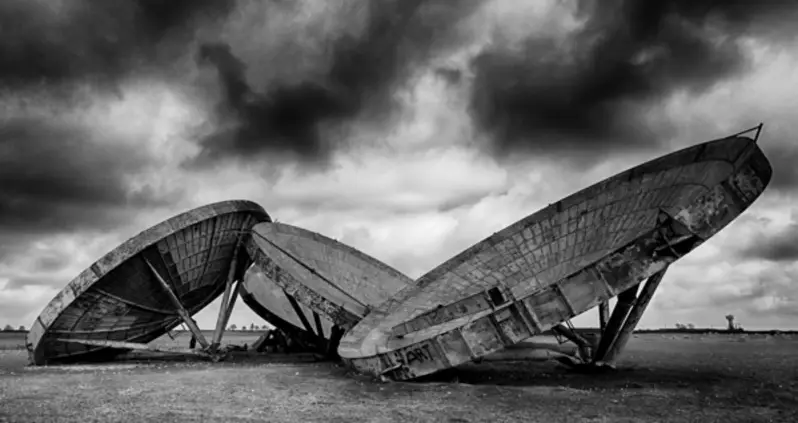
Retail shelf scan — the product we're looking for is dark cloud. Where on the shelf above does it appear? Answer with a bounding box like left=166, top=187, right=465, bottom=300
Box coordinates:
left=0, top=0, right=233, bottom=241
left=762, top=143, right=798, bottom=192
left=192, top=0, right=482, bottom=165
left=0, top=1, right=227, bottom=244
left=0, top=118, right=176, bottom=238
left=740, top=222, right=798, bottom=263
left=0, top=0, right=220, bottom=252
left=0, top=0, right=232, bottom=89
left=435, top=67, right=463, bottom=85
left=469, top=0, right=798, bottom=160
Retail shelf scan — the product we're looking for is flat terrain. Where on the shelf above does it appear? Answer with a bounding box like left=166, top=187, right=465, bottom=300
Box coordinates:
left=0, top=333, right=26, bottom=351
left=1, top=333, right=796, bottom=422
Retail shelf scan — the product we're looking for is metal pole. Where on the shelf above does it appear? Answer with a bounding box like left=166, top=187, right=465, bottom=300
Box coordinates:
left=599, top=301, right=610, bottom=332
left=753, top=122, right=764, bottom=143
left=592, top=284, right=640, bottom=362
left=286, top=291, right=316, bottom=335
left=326, top=325, right=346, bottom=359
left=144, top=258, right=209, bottom=349
left=211, top=239, right=243, bottom=350
left=57, top=338, right=212, bottom=358
left=221, top=280, right=241, bottom=327
left=552, top=324, right=593, bottom=361
left=313, top=311, right=326, bottom=340
left=602, top=268, right=667, bottom=364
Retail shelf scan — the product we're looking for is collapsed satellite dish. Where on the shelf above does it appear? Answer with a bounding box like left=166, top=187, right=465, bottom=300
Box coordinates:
left=240, top=267, right=335, bottom=347
left=244, top=222, right=413, bottom=350
left=339, top=129, right=772, bottom=380
left=26, top=200, right=270, bottom=365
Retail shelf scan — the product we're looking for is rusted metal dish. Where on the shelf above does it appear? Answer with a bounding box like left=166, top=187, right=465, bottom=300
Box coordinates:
left=338, top=133, right=772, bottom=380
left=244, top=222, right=413, bottom=338
left=26, top=200, right=270, bottom=365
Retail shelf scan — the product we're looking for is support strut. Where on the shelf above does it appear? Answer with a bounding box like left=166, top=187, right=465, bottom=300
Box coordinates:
left=592, top=284, right=640, bottom=362
left=211, top=239, right=244, bottom=351
left=598, top=301, right=610, bottom=333
left=602, top=268, right=668, bottom=364
left=144, top=257, right=209, bottom=349
left=222, top=280, right=241, bottom=326
left=285, top=291, right=316, bottom=336
left=552, top=324, right=593, bottom=360
left=326, top=325, right=346, bottom=359
left=593, top=267, right=668, bottom=364
left=313, top=311, right=325, bottom=340
left=57, top=338, right=214, bottom=359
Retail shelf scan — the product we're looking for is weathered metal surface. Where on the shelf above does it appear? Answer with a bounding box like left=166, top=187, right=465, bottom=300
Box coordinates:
left=27, top=200, right=270, bottom=365
left=243, top=222, right=413, bottom=335
left=339, top=133, right=772, bottom=381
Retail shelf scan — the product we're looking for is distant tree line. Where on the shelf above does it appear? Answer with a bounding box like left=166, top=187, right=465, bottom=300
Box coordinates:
left=2, top=325, right=25, bottom=331
left=226, top=323, right=271, bottom=331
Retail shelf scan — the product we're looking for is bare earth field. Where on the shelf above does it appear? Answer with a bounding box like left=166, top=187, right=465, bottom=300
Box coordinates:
left=1, top=333, right=796, bottom=422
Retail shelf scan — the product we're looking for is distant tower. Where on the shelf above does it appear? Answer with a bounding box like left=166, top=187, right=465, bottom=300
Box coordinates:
left=725, top=314, right=735, bottom=331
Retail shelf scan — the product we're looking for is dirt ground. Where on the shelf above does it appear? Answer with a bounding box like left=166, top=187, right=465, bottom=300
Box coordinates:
left=1, top=333, right=796, bottom=423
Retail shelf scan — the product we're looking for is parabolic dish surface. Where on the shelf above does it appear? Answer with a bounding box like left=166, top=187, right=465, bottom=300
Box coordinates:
left=338, top=134, right=772, bottom=380
left=244, top=222, right=413, bottom=333
left=27, top=200, right=270, bottom=365
left=240, top=266, right=336, bottom=339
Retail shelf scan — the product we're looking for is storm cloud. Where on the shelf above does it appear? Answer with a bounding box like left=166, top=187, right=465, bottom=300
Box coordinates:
left=763, top=142, right=798, bottom=192
left=0, top=0, right=232, bottom=89
left=193, top=0, right=483, bottom=165
left=0, top=0, right=237, bottom=255
left=0, top=118, right=173, bottom=239
left=469, top=0, right=798, bottom=160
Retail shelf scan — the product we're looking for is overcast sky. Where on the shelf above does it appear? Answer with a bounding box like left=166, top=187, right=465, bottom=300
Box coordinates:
left=1, top=0, right=797, bottom=333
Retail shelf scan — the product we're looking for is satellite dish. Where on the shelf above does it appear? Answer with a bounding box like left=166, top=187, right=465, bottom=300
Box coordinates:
left=26, top=200, right=270, bottom=365
left=338, top=132, right=772, bottom=380
left=243, top=222, right=413, bottom=350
